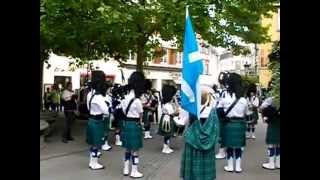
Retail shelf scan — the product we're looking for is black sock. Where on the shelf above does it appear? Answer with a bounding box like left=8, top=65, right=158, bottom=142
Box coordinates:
left=275, top=147, right=280, bottom=156
left=235, top=148, right=242, bottom=159
left=132, top=155, right=139, bottom=165
left=164, top=136, right=170, bottom=144
left=125, top=151, right=131, bottom=161
left=226, top=148, right=234, bottom=159
left=268, top=147, right=275, bottom=156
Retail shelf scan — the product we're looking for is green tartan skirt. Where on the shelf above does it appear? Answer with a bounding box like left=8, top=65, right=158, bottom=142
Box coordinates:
left=143, top=110, right=151, bottom=128
left=223, top=119, right=246, bottom=148
left=219, top=120, right=225, bottom=147
left=180, top=143, right=216, bottom=180
left=266, top=119, right=280, bottom=145
left=247, top=110, right=259, bottom=125
left=158, top=114, right=175, bottom=137
left=121, top=119, right=143, bottom=151
left=86, top=118, right=105, bottom=146
left=103, top=116, right=110, bottom=138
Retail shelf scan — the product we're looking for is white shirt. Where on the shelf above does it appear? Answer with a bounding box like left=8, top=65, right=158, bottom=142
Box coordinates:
left=215, top=89, right=227, bottom=107
left=218, top=92, right=249, bottom=118
left=104, top=94, right=112, bottom=106
left=62, top=89, right=74, bottom=101
left=141, top=93, right=152, bottom=105
left=121, top=90, right=143, bottom=118
left=86, top=90, right=109, bottom=116
left=200, top=105, right=213, bottom=119
left=162, top=103, right=175, bottom=115
left=247, top=96, right=259, bottom=115
left=260, top=97, right=274, bottom=109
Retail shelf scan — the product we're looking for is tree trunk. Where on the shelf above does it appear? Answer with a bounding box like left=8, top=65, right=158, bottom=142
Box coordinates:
left=136, top=42, right=146, bottom=72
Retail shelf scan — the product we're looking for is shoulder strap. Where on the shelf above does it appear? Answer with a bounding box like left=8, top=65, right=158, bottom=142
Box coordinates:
left=88, top=92, right=96, bottom=113
left=200, top=106, right=206, bottom=114
left=225, top=98, right=240, bottom=117
left=125, top=98, right=136, bottom=116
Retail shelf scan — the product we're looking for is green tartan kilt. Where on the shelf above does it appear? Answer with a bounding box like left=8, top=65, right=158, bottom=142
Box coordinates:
left=143, top=110, right=151, bottom=128
left=223, top=119, right=246, bottom=148
left=247, top=111, right=259, bottom=125
left=180, top=143, right=216, bottom=180
left=219, top=120, right=225, bottom=147
left=103, top=116, right=110, bottom=138
left=86, top=118, right=105, bottom=146
left=158, top=115, right=175, bottom=137
left=121, top=120, right=143, bottom=151
left=266, top=119, right=280, bottom=145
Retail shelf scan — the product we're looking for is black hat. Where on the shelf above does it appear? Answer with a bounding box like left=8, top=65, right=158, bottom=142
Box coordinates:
left=161, top=84, right=177, bottom=104
left=128, top=71, right=146, bottom=98
left=225, top=73, right=245, bottom=99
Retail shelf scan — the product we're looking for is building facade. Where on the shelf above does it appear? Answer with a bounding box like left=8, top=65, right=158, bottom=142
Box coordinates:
left=258, top=4, right=280, bottom=87
left=42, top=40, right=220, bottom=96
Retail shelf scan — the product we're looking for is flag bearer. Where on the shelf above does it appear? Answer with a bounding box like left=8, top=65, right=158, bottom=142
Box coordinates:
left=180, top=89, right=219, bottom=180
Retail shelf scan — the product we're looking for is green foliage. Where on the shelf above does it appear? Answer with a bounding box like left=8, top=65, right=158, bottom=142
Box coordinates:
left=268, top=41, right=280, bottom=108
left=41, top=0, right=279, bottom=71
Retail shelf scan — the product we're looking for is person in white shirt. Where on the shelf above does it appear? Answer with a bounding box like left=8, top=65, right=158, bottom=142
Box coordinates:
left=120, top=72, right=145, bottom=178
left=246, top=87, right=260, bottom=139
left=259, top=96, right=280, bottom=170
left=86, top=71, right=109, bottom=170
left=180, top=89, right=219, bottom=180
left=61, top=82, right=77, bottom=143
left=217, top=73, right=249, bottom=173
left=101, top=81, right=113, bottom=151
left=141, top=80, right=154, bottom=139
left=215, top=72, right=229, bottom=160
left=158, top=84, right=179, bottom=154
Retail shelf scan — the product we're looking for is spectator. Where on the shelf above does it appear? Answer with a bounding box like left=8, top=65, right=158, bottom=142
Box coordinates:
left=50, top=84, right=61, bottom=113
left=61, top=82, right=77, bottom=143
left=44, top=87, right=51, bottom=111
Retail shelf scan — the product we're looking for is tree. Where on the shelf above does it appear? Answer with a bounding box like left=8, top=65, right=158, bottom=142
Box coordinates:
left=41, top=0, right=279, bottom=72
left=268, top=40, right=280, bottom=108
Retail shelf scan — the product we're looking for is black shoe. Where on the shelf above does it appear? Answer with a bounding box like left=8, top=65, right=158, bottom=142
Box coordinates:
left=67, top=137, right=75, bottom=141
left=62, top=139, right=68, bottom=143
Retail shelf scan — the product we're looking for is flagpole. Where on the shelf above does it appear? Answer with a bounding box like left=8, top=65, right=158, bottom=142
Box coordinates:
left=186, top=5, right=189, bottom=18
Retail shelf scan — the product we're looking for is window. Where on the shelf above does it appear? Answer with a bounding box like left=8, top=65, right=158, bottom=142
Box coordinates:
left=168, top=49, right=177, bottom=65
left=203, top=60, right=209, bottom=75
left=261, top=57, right=267, bottom=67
left=177, top=52, right=182, bottom=64
left=161, top=48, right=168, bottom=63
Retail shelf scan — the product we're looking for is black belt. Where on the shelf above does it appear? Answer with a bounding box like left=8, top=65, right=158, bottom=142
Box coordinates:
left=225, top=117, right=245, bottom=121
left=89, top=114, right=103, bottom=120
left=124, top=117, right=140, bottom=122
left=200, top=118, right=207, bottom=125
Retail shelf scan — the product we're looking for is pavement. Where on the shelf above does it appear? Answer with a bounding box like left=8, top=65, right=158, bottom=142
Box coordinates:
left=40, top=113, right=280, bottom=180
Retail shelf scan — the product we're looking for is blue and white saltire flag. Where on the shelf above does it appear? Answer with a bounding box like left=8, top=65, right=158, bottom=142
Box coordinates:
left=180, top=6, right=204, bottom=119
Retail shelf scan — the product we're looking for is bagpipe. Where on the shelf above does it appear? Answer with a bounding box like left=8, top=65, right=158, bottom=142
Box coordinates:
left=261, top=105, right=280, bottom=123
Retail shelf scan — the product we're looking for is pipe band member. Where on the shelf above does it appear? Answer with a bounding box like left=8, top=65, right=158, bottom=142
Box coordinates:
left=120, top=71, right=146, bottom=178
left=86, top=71, right=109, bottom=170
left=260, top=96, right=280, bottom=170
left=215, top=72, right=228, bottom=159
left=101, top=81, right=113, bottom=151
left=218, top=73, right=249, bottom=173
left=246, top=84, right=259, bottom=139
left=180, top=90, right=219, bottom=180
left=141, top=79, right=154, bottom=139
left=158, top=84, right=178, bottom=154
